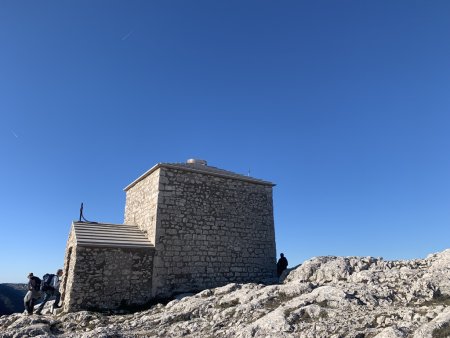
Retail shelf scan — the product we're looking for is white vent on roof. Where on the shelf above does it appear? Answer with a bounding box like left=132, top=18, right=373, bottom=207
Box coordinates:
left=187, top=159, right=207, bottom=166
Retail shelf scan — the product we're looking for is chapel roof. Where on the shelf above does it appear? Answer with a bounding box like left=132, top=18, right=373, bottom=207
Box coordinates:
left=72, top=222, right=154, bottom=248
left=124, top=160, right=275, bottom=191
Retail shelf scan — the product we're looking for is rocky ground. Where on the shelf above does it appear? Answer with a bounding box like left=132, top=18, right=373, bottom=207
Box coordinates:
left=2, top=249, right=450, bottom=337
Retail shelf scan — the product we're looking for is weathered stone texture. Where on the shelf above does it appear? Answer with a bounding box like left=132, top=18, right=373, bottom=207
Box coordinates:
left=151, top=167, right=276, bottom=297
left=61, top=229, right=76, bottom=312
left=124, top=169, right=160, bottom=244
left=6, top=250, right=450, bottom=338
left=64, top=244, right=154, bottom=311
left=62, top=161, right=276, bottom=312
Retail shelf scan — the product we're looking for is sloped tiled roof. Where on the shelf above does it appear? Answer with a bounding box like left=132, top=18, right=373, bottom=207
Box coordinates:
left=72, top=222, right=153, bottom=248
left=124, top=162, right=275, bottom=191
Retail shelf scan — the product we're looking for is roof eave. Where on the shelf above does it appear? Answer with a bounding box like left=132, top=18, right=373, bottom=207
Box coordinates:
left=124, top=163, right=275, bottom=191
left=124, top=163, right=162, bottom=191
left=77, top=243, right=155, bottom=249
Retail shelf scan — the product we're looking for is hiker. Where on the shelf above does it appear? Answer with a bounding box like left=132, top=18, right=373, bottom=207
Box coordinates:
left=277, top=253, right=288, bottom=277
left=35, top=269, right=63, bottom=315
left=23, top=273, right=41, bottom=315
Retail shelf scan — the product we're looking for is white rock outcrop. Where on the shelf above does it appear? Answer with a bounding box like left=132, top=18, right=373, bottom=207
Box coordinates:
left=2, top=249, right=450, bottom=337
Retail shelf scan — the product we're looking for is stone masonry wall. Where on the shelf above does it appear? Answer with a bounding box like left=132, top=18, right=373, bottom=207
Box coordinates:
left=62, top=229, right=77, bottom=312
left=151, top=167, right=276, bottom=297
left=124, top=169, right=160, bottom=244
left=65, top=246, right=155, bottom=311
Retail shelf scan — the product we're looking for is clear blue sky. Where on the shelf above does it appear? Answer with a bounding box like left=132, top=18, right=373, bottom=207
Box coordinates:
left=1, top=1, right=450, bottom=282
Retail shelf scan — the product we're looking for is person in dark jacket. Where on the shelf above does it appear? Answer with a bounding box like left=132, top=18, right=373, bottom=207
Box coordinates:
left=35, top=269, right=63, bottom=315
left=24, top=273, right=41, bottom=315
left=276, top=253, right=288, bottom=277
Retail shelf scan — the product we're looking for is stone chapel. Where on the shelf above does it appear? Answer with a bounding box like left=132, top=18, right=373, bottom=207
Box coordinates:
left=61, top=159, right=277, bottom=312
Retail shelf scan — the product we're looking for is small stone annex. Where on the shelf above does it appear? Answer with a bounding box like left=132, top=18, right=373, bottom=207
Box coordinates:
left=61, top=159, right=277, bottom=312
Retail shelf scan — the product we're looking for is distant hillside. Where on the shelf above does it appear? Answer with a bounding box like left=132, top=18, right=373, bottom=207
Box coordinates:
left=0, top=283, right=27, bottom=315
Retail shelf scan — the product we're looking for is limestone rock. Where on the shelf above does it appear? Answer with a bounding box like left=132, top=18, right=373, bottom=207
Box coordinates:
left=2, top=248, right=450, bottom=337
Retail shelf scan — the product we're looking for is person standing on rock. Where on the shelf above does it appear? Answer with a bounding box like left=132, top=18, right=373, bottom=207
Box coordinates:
left=277, top=253, right=288, bottom=277
left=24, top=273, right=41, bottom=315
left=35, top=269, right=63, bottom=315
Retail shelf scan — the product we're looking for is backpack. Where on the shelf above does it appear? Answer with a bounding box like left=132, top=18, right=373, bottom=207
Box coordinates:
left=30, top=276, right=41, bottom=291
left=41, top=273, right=55, bottom=292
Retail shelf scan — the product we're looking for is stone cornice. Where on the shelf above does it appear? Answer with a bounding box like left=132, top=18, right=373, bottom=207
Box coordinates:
left=124, top=163, right=275, bottom=191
